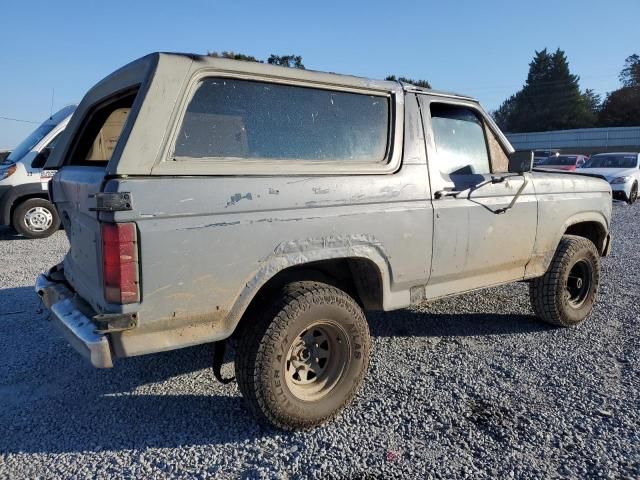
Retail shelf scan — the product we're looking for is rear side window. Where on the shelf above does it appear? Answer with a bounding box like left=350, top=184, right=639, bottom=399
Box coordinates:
left=430, top=104, right=490, bottom=175
left=68, top=91, right=137, bottom=166
left=173, top=78, right=390, bottom=163
left=85, top=108, right=130, bottom=162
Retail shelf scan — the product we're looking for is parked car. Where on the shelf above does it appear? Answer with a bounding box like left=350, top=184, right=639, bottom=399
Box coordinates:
left=533, top=149, right=559, bottom=166
left=0, top=106, right=75, bottom=238
left=36, top=53, right=613, bottom=430
left=578, top=152, right=639, bottom=204
left=536, top=154, right=588, bottom=171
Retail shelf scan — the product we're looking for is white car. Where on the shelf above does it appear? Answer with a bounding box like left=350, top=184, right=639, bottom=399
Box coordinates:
left=578, top=152, right=640, bottom=205
left=0, top=106, right=75, bottom=237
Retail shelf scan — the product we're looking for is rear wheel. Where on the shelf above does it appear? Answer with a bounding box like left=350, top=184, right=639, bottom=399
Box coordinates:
left=529, top=235, right=600, bottom=327
left=11, top=198, right=60, bottom=239
left=627, top=182, right=638, bottom=205
left=235, top=281, right=371, bottom=430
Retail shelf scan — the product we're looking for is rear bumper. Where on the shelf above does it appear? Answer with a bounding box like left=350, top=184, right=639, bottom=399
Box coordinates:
left=35, top=272, right=113, bottom=368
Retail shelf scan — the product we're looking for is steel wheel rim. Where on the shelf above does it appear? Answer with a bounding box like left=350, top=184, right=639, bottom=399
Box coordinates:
left=23, top=206, right=53, bottom=232
left=566, top=259, right=592, bottom=308
left=284, top=321, right=351, bottom=401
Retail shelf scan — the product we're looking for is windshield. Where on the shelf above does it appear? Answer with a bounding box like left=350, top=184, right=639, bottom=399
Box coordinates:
left=539, top=155, right=578, bottom=166
left=582, top=154, right=638, bottom=169
left=5, top=124, right=56, bottom=163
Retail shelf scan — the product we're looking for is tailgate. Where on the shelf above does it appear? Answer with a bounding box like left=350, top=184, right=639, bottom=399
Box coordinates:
left=52, top=166, right=106, bottom=310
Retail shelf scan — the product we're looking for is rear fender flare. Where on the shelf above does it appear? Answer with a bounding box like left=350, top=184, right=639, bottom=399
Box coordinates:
left=226, top=234, right=392, bottom=331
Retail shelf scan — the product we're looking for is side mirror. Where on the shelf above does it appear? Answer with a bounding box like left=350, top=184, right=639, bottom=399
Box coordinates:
left=508, top=150, right=534, bottom=174
left=31, top=148, right=52, bottom=169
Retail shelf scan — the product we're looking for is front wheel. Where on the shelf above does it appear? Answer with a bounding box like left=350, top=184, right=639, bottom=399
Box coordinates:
left=11, top=198, right=60, bottom=239
left=529, top=235, right=600, bottom=327
left=235, top=281, right=371, bottom=430
left=627, top=182, right=638, bottom=205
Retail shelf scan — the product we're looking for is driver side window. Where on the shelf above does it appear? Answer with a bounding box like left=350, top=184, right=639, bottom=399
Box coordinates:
left=430, top=103, right=490, bottom=176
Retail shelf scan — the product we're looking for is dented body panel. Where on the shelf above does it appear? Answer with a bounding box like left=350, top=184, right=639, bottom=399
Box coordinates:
left=37, top=53, right=613, bottom=364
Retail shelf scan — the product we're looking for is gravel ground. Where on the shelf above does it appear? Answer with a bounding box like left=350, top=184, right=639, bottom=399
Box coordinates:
left=1, top=202, right=639, bottom=479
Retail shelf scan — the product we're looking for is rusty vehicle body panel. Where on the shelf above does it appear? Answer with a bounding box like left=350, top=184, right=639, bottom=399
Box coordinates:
left=36, top=53, right=612, bottom=368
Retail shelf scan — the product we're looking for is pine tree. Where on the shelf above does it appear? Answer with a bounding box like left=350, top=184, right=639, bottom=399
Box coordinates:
left=493, top=49, right=597, bottom=132
left=598, top=54, right=640, bottom=126
left=619, top=54, right=640, bottom=87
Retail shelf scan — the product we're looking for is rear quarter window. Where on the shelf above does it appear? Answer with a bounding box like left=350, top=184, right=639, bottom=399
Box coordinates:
left=173, top=78, right=390, bottom=163
left=85, top=108, right=130, bottom=162
left=66, top=90, right=138, bottom=166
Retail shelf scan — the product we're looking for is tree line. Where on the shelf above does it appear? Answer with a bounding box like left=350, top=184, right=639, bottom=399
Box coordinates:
left=207, top=51, right=431, bottom=88
left=493, top=49, right=640, bottom=132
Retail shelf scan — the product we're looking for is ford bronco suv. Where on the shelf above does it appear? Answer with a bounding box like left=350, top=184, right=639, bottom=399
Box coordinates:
left=36, top=53, right=613, bottom=430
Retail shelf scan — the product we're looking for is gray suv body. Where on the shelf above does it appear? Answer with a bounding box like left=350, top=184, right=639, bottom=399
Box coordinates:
left=36, top=53, right=613, bottom=429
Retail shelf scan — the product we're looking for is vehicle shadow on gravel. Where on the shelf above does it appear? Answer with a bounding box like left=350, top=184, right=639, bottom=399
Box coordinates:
left=0, top=225, right=64, bottom=240
left=0, top=226, right=27, bottom=241
left=0, top=285, right=278, bottom=454
left=368, top=310, right=552, bottom=338
left=0, top=285, right=549, bottom=455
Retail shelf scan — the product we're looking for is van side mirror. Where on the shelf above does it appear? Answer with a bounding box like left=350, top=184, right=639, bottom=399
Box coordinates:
left=31, top=148, right=52, bottom=169
left=508, top=150, right=534, bottom=174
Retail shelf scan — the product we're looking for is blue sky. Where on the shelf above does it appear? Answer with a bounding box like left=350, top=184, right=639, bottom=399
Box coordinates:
left=1, top=0, right=638, bottom=148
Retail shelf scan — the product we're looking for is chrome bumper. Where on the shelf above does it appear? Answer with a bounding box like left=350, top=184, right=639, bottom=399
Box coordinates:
left=35, top=273, right=113, bottom=368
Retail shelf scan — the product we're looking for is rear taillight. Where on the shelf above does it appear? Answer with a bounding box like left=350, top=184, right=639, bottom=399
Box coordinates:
left=101, top=222, right=139, bottom=304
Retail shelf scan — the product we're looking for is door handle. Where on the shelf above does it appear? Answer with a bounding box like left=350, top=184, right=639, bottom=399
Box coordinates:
left=434, top=189, right=467, bottom=199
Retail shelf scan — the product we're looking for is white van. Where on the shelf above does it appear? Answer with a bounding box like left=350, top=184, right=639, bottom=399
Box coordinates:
left=0, top=105, right=75, bottom=238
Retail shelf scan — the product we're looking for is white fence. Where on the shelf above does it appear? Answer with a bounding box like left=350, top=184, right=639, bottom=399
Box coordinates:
left=506, top=126, right=640, bottom=152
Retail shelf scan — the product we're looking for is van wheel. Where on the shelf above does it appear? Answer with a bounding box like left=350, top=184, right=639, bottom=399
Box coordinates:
left=235, top=281, right=371, bottom=430
left=627, top=182, right=638, bottom=205
left=529, top=235, right=600, bottom=327
left=12, top=198, right=60, bottom=239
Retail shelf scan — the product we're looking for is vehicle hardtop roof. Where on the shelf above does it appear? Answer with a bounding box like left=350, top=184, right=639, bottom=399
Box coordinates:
left=47, top=52, right=495, bottom=175
left=397, top=81, right=475, bottom=101
left=120, top=52, right=478, bottom=102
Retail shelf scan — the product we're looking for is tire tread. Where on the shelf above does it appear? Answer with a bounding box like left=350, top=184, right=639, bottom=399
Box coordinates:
left=529, top=234, right=600, bottom=327
left=235, top=281, right=370, bottom=430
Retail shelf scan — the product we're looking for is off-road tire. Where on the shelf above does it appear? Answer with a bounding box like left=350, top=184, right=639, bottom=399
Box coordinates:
left=11, top=198, right=60, bottom=239
left=235, top=281, right=371, bottom=430
left=627, top=182, right=638, bottom=205
left=529, top=235, right=600, bottom=327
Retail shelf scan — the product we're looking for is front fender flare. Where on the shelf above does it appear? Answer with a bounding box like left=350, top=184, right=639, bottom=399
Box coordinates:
left=525, top=210, right=610, bottom=278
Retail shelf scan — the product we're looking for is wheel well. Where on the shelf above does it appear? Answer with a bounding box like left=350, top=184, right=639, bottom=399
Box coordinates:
left=233, top=258, right=384, bottom=338
left=260, top=258, right=383, bottom=310
left=9, top=194, right=49, bottom=222
left=564, top=222, right=607, bottom=255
